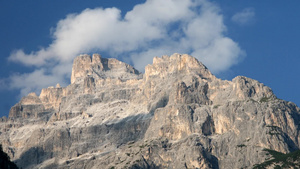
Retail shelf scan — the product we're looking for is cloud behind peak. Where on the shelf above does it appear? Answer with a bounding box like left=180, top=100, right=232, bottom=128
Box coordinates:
left=5, top=0, right=245, bottom=97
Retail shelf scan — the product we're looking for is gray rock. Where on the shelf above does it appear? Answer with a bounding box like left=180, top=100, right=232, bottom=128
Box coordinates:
left=1, top=53, right=300, bottom=169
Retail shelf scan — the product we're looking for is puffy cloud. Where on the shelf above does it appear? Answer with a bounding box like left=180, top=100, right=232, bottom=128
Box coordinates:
left=232, top=8, right=255, bottom=25
left=5, top=0, right=245, bottom=97
left=7, top=69, right=69, bottom=98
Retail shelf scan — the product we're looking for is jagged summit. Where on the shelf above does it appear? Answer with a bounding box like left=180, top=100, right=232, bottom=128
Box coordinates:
left=1, top=53, right=300, bottom=169
left=145, top=53, right=215, bottom=81
left=71, top=53, right=215, bottom=84
left=71, top=53, right=141, bottom=84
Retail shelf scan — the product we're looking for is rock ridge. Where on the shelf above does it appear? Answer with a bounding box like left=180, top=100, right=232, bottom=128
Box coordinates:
left=145, top=53, right=215, bottom=81
left=1, top=53, right=299, bottom=169
left=71, top=53, right=141, bottom=84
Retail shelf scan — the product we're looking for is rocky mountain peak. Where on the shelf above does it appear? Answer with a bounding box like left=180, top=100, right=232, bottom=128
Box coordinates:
left=1, top=53, right=300, bottom=169
left=145, top=53, right=215, bottom=81
left=19, top=92, right=41, bottom=105
left=71, top=53, right=141, bottom=84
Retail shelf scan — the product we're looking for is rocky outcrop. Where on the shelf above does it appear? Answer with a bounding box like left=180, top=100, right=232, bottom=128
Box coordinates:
left=145, top=54, right=215, bottom=81
left=39, top=86, right=65, bottom=110
left=71, top=54, right=141, bottom=84
left=9, top=92, right=45, bottom=119
left=1, top=53, right=300, bottom=169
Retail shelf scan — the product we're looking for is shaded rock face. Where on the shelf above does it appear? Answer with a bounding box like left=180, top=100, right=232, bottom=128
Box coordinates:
left=0, top=144, right=19, bottom=169
left=1, top=53, right=300, bottom=169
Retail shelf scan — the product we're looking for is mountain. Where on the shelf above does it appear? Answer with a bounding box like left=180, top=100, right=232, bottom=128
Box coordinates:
left=0, top=53, right=300, bottom=169
left=0, top=144, right=19, bottom=169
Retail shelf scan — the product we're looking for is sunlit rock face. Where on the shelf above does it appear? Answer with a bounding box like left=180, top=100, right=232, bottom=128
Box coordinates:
left=1, top=53, right=300, bottom=169
left=71, top=53, right=141, bottom=84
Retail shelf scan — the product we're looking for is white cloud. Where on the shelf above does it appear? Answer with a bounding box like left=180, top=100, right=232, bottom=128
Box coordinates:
left=5, top=0, right=245, bottom=97
left=232, top=8, right=255, bottom=25
left=7, top=69, right=68, bottom=98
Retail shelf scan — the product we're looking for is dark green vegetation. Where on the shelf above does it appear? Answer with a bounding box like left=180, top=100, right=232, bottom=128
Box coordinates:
left=0, top=144, right=18, bottom=169
left=253, top=149, right=300, bottom=169
left=213, top=104, right=220, bottom=109
left=260, top=97, right=271, bottom=103
left=266, top=125, right=282, bottom=136
left=237, top=144, right=246, bottom=148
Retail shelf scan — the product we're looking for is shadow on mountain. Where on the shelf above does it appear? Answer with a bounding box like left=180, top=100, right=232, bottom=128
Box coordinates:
left=210, top=154, right=219, bottom=169
left=14, top=113, right=153, bottom=169
left=14, top=146, right=50, bottom=169
left=0, top=144, right=19, bottom=169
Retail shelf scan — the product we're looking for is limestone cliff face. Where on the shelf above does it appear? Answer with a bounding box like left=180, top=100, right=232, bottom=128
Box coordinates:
left=145, top=54, right=214, bottom=81
left=1, top=53, right=300, bottom=169
left=71, top=53, right=141, bottom=84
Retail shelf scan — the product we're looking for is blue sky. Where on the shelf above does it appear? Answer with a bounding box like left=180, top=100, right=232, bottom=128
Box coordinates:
left=0, top=0, right=300, bottom=117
